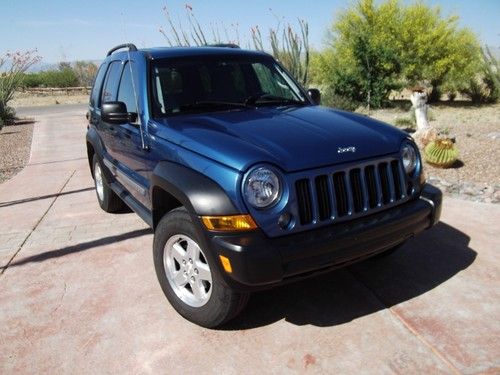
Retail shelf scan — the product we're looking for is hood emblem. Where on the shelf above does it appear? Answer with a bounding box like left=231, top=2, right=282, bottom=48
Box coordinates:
left=337, top=146, right=356, bottom=154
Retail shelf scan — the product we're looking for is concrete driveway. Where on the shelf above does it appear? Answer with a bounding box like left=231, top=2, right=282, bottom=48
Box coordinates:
left=1, top=104, right=499, bottom=374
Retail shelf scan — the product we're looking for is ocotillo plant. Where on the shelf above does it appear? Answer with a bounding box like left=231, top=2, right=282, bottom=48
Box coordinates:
left=251, top=19, right=310, bottom=86
left=0, top=49, right=41, bottom=128
left=159, top=4, right=310, bottom=87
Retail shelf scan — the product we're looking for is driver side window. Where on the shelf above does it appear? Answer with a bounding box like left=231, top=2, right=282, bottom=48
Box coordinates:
left=117, top=61, right=138, bottom=114
left=100, top=61, right=122, bottom=106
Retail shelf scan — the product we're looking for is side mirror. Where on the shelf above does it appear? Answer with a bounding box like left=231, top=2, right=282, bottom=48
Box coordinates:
left=101, top=101, right=137, bottom=124
left=308, top=88, right=321, bottom=105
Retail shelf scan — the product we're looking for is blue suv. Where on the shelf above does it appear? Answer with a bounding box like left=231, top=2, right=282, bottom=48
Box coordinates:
left=86, top=43, right=442, bottom=327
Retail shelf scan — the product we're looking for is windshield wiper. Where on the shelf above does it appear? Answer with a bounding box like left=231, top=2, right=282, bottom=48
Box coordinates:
left=189, top=101, right=251, bottom=109
left=245, top=93, right=305, bottom=107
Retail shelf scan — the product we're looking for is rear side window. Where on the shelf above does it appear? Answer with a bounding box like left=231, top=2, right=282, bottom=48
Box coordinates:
left=101, top=61, right=122, bottom=105
left=90, top=64, right=107, bottom=107
left=117, top=61, right=138, bottom=113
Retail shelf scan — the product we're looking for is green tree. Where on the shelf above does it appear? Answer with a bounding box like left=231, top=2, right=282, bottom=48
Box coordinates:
left=312, top=0, right=482, bottom=108
left=317, top=0, right=404, bottom=109
left=399, top=2, right=481, bottom=101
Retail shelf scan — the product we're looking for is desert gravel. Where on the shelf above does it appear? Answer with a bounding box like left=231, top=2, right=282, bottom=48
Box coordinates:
left=369, top=103, right=500, bottom=186
left=0, top=121, right=34, bottom=183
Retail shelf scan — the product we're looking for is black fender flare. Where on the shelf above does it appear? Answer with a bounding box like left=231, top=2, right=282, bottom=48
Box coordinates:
left=86, top=127, right=105, bottom=164
left=86, top=127, right=113, bottom=182
left=151, top=161, right=241, bottom=217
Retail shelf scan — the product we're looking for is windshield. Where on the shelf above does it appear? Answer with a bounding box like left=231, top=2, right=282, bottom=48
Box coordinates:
left=151, top=55, right=308, bottom=117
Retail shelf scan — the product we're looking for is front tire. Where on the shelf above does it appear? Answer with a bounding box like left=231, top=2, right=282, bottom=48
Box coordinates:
left=92, top=154, right=125, bottom=213
left=153, top=207, right=249, bottom=328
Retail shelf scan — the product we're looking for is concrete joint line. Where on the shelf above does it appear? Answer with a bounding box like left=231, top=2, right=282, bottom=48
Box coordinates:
left=349, top=270, right=461, bottom=375
left=0, top=170, right=76, bottom=277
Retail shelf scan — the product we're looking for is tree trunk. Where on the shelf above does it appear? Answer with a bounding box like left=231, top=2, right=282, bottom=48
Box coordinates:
left=410, top=90, right=437, bottom=147
left=410, top=91, right=430, bottom=131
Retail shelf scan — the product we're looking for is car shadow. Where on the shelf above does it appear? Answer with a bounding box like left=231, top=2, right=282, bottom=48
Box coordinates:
left=222, top=222, right=476, bottom=329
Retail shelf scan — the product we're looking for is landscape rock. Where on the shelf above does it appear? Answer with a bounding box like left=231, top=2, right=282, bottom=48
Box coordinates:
left=486, top=132, right=500, bottom=140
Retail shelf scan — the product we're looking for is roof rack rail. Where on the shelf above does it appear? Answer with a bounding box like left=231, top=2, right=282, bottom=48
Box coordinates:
left=205, top=43, right=240, bottom=49
left=107, top=43, right=138, bottom=56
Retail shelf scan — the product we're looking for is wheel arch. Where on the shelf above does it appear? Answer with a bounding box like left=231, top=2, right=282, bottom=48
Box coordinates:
left=150, top=161, right=241, bottom=229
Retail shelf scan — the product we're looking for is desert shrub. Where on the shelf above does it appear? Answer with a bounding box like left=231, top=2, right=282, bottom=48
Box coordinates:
left=21, top=62, right=96, bottom=88
left=37, top=68, right=79, bottom=87
left=72, top=61, right=98, bottom=86
left=460, top=47, right=500, bottom=104
left=20, top=73, right=43, bottom=88
left=394, top=117, right=415, bottom=128
left=0, top=50, right=41, bottom=126
left=0, top=104, right=16, bottom=130
left=320, top=86, right=360, bottom=111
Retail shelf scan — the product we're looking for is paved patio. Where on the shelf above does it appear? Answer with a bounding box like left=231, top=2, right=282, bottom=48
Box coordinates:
left=0, top=105, right=498, bottom=374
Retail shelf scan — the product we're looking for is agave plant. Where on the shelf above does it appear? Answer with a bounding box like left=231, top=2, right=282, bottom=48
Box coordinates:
left=424, top=138, right=459, bottom=168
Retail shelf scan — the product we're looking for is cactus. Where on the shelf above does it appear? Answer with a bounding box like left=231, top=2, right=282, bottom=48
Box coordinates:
left=424, top=138, right=459, bottom=168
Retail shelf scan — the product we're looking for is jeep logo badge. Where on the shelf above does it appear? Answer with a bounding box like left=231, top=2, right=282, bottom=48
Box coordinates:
left=338, top=146, right=356, bottom=154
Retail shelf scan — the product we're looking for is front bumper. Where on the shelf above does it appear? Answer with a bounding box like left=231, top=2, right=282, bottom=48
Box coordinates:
left=207, top=184, right=442, bottom=291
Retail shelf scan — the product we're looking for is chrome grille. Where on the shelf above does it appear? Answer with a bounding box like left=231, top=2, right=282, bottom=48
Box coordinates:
left=295, top=158, right=407, bottom=226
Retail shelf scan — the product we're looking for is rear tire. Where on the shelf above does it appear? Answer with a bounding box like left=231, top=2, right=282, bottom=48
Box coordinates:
left=92, top=154, right=125, bottom=213
left=153, top=207, right=249, bottom=328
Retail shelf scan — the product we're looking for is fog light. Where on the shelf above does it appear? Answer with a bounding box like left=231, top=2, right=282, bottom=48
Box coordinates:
left=278, top=212, right=293, bottom=230
left=201, top=215, right=257, bottom=231
left=219, top=255, right=233, bottom=273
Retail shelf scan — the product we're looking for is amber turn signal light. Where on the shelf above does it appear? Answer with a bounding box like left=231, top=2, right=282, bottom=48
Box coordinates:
left=201, top=215, right=257, bottom=231
left=219, top=255, right=233, bottom=273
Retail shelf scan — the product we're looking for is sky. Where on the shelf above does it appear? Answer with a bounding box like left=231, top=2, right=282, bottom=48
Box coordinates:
left=1, top=0, right=499, bottom=64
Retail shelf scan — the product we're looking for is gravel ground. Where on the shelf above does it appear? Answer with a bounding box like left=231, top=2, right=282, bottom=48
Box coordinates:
left=369, top=103, right=500, bottom=202
left=0, top=121, right=34, bottom=183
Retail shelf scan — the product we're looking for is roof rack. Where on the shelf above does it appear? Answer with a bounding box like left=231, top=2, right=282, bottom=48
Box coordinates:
left=205, top=43, right=240, bottom=49
left=107, top=43, right=138, bottom=56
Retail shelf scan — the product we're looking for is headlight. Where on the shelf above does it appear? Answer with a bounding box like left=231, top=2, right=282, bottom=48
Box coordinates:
left=243, top=167, right=281, bottom=208
left=401, top=143, right=418, bottom=175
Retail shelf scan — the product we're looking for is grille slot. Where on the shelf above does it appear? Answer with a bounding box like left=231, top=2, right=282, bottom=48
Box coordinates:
left=315, top=175, right=331, bottom=221
left=333, top=172, right=348, bottom=217
left=378, top=162, right=391, bottom=204
left=391, top=160, right=403, bottom=199
left=294, top=158, right=407, bottom=227
left=349, top=168, right=364, bottom=213
left=364, top=165, right=378, bottom=208
left=296, top=179, right=313, bottom=225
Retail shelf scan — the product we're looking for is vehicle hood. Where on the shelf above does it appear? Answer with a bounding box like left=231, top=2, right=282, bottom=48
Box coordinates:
left=152, top=106, right=408, bottom=172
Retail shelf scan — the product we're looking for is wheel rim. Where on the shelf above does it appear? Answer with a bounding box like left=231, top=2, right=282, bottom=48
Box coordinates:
left=94, top=162, right=104, bottom=202
left=163, top=234, right=212, bottom=308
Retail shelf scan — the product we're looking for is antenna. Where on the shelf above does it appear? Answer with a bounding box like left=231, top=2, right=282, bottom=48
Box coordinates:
left=120, top=13, right=147, bottom=150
